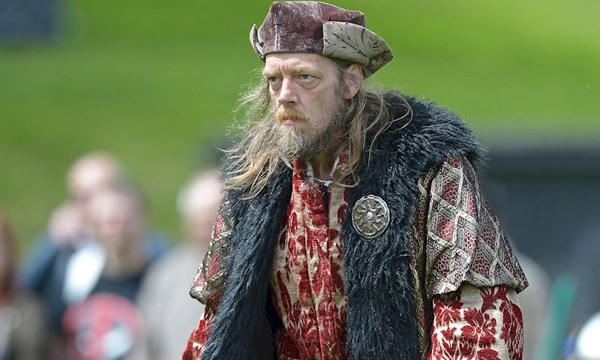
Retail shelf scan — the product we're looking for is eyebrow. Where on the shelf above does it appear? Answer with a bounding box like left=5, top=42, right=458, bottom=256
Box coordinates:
left=262, top=64, right=319, bottom=78
left=262, top=69, right=279, bottom=78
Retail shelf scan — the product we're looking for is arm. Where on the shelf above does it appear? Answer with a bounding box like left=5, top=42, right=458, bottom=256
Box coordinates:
left=182, top=306, right=217, bottom=360
left=429, top=284, right=524, bottom=360
left=418, top=157, right=528, bottom=359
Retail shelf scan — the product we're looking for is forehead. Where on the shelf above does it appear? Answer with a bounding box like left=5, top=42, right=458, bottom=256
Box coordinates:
left=263, top=53, right=337, bottom=74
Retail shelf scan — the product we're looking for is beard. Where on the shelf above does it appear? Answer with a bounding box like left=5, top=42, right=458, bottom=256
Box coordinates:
left=273, top=95, right=347, bottom=163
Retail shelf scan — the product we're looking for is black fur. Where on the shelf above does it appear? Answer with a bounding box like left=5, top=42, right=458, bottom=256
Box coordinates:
left=203, top=92, right=483, bottom=359
left=201, top=164, right=292, bottom=360
left=342, top=92, right=482, bottom=359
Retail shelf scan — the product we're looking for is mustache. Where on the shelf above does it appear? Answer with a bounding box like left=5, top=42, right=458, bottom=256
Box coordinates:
left=275, top=107, right=310, bottom=123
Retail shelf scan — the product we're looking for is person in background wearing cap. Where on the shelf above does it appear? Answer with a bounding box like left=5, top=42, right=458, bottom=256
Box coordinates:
left=183, top=2, right=528, bottom=359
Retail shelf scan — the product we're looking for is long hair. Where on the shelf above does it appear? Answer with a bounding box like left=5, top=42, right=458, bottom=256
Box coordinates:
left=224, top=63, right=412, bottom=198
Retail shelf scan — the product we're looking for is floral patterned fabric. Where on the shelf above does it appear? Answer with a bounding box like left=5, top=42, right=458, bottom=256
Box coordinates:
left=429, top=284, right=523, bottom=360
left=270, top=159, right=349, bottom=360
left=182, top=156, right=527, bottom=360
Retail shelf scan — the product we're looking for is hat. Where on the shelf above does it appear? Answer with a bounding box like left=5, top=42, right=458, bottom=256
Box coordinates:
left=250, top=1, right=393, bottom=77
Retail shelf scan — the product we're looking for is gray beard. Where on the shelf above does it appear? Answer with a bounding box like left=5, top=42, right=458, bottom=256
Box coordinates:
left=274, top=92, right=348, bottom=163
left=276, top=110, right=345, bottom=163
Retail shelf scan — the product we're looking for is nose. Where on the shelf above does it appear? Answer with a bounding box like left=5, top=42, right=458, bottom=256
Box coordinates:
left=276, top=78, right=297, bottom=107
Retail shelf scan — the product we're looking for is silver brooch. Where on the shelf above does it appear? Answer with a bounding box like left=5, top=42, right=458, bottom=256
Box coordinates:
left=351, top=195, right=390, bottom=238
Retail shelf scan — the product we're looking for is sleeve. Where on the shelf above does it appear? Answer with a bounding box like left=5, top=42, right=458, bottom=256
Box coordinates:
left=423, top=157, right=527, bottom=295
left=182, top=306, right=217, bottom=360
left=416, top=157, right=528, bottom=359
left=428, top=284, right=524, bottom=360
left=182, top=201, right=233, bottom=360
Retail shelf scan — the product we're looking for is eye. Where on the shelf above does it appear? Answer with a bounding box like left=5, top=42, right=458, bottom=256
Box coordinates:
left=266, top=76, right=280, bottom=84
left=299, top=74, right=313, bottom=81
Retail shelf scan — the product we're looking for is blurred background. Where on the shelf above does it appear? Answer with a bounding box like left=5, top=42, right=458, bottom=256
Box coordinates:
left=0, top=0, right=599, bottom=358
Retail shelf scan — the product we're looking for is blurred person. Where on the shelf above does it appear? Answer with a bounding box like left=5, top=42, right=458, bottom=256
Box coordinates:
left=0, top=213, right=49, bottom=360
left=57, top=151, right=127, bottom=246
left=62, top=184, right=165, bottom=360
left=183, top=2, right=528, bottom=359
left=138, top=171, right=223, bottom=360
left=19, top=152, right=170, bottom=360
left=20, top=152, right=169, bottom=337
left=19, top=151, right=126, bottom=331
left=35, top=151, right=125, bottom=249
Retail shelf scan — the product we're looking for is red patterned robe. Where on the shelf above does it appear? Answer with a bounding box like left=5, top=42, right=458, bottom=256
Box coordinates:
left=183, top=155, right=527, bottom=360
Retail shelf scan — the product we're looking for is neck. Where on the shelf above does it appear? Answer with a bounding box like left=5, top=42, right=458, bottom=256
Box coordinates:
left=309, top=134, right=345, bottom=180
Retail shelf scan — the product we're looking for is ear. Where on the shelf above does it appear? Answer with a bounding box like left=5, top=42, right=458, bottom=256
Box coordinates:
left=341, top=64, right=364, bottom=99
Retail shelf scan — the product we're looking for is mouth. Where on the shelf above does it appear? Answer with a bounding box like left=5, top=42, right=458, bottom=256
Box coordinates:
left=279, top=118, right=299, bottom=126
left=276, top=107, right=307, bottom=125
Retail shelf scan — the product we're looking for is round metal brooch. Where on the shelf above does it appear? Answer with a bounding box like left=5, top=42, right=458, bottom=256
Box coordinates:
left=351, top=195, right=390, bottom=238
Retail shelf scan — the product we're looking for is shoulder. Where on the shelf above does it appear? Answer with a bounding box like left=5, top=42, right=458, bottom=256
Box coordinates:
left=385, top=92, right=469, bottom=131
left=419, top=155, right=528, bottom=295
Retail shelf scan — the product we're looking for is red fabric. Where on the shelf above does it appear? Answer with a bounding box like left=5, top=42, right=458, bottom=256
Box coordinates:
left=429, top=285, right=524, bottom=360
left=181, top=307, right=214, bottom=359
left=270, top=159, right=349, bottom=360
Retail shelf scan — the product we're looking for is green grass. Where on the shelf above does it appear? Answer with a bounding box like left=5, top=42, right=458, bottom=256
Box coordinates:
left=1, top=0, right=599, bottom=254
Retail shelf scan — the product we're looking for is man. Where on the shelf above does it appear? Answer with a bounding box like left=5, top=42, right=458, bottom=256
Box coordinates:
left=20, top=151, right=127, bottom=336
left=183, top=2, right=528, bottom=359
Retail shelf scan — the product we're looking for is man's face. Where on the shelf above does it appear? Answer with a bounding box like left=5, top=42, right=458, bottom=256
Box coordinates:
left=68, top=159, right=118, bottom=224
left=263, top=53, right=345, bottom=160
left=88, top=191, right=143, bottom=252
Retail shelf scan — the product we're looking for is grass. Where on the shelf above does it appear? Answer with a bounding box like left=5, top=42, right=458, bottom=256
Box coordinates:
left=1, top=0, right=598, bottom=254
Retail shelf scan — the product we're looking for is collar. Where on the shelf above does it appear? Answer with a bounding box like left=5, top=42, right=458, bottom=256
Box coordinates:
left=292, top=147, right=349, bottom=188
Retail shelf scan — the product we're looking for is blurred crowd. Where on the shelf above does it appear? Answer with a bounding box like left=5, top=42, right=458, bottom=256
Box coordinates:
left=1, top=150, right=599, bottom=360
left=1, top=151, right=222, bottom=360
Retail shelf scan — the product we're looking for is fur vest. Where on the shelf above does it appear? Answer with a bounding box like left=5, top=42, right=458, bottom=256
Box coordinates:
left=201, top=92, right=484, bottom=360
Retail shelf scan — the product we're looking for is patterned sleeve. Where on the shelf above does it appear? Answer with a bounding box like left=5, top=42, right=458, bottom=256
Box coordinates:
left=428, top=284, right=524, bottom=360
left=423, top=157, right=527, bottom=295
left=182, top=307, right=216, bottom=360
left=413, top=157, right=528, bottom=359
left=182, top=200, right=233, bottom=360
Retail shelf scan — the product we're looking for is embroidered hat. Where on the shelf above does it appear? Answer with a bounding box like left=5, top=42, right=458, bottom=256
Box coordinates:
left=250, top=1, right=393, bottom=77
